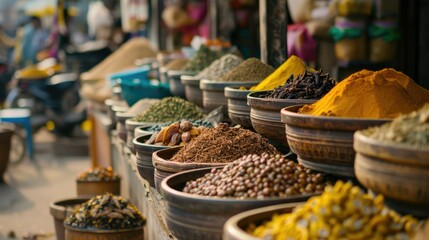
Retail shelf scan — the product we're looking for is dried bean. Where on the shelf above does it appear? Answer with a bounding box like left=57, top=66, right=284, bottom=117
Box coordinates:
left=183, top=153, right=327, bottom=199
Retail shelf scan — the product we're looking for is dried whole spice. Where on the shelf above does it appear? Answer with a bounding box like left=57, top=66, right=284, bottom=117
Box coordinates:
left=170, top=123, right=278, bottom=163
left=363, top=104, right=429, bottom=149
left=264, top=69, right=336, bottom=99
left=77, top=167, right=120, bottom=182
left=145, top=120, right=206, bottom=146
left=64, top=193, right=145, bottom=230
left=183, top=153, right=326, bottom=199
left=219, top=58, right=275, bottom=82
left=195, top=54, right=243, bottom=80
left=145, top=119, right=213, bottom=132
left=132, top=97, right=205, bottom=122
left=249, top=181, right=422, bottom=239
left=181, top=45, right=221, bottom=72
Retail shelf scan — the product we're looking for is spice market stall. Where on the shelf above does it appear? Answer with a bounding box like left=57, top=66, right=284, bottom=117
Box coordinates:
left=77, top=2, right=429, bottom=240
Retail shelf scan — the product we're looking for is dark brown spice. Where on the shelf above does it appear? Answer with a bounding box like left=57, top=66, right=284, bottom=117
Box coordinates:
left=264, top=69, right=335, bottom=99
left=170, top=123, right=278, bottom=163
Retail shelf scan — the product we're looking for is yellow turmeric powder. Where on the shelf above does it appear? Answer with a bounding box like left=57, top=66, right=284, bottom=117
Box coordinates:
left=299, top=68, right=429, bottom=118
left=250, top=55, right=307, bottom=91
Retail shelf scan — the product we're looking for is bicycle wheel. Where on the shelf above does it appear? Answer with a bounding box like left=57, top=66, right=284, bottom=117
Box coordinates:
left=9, top=128, right=26, bottom=165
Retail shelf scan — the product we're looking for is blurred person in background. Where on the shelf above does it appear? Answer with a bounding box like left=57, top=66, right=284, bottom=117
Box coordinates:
left=19, top=16, right=48, bottom=67
left=162, top=0, right=210, bottom=46
left=87, top=0, right=124, bottom=49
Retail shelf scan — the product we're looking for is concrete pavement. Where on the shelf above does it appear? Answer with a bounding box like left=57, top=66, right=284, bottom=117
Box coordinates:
left=0, top=130, right=90, bottom=240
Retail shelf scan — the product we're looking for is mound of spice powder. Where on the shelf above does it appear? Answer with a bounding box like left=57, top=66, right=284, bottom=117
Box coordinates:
left=133, top=97, right=205, bottom=122
left=219, top=58, right=275, bottom=82
left=195, top=53, right=243, bottom=80
left=64, top=193, right=145, bottom=230
left=170, top=123, right=278, bottom=163
left=250, top=55, right=307, bottom=90
left=163, top=58, right=189, bottom=71
left=299, top=68, right=429, bottom=118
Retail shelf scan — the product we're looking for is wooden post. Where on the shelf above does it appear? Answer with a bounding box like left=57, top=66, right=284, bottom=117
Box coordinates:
left=259, top=0, right=288, bottom=67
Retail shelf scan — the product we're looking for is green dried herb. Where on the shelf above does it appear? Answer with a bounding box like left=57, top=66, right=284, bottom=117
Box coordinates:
left=64, top=193, right=145, bottom=230
left=181, top=45, right=221, bottom=72
left=133, top=97, right=205, bottom=122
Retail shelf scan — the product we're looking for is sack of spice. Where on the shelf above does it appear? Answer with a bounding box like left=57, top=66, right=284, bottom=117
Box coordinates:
left=77, top=167, right=120, bottom=182
left=181, top=45, right=222, bottom=72
left=64, top=193, right=145, bottom=230
left=299, top=68, right=429, bottom=118
left=263, top=69, right=336, bottom=99
left=183, top=153, right=327, bottom=199
left=170, top=123, right=278, bottom=163
left=195, top=53, right=243, bottom=80
left=250, top=55, right=308, bottom=91
left=162, top=58, right=189, bottom=71
left=132, top=97, right=205, bottom=123
left=123, top=99, right=161, bottom=116
left=80, top=38, right=158, bottom=103
left=249, top=181, right=422, bottom=239
left=81, top=38, right=158, bottom=82
left=361, top=104, right=429, bottom=149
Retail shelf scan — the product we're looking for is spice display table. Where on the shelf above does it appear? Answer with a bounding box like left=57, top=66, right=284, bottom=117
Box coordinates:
left=111, top=131, right=176, bottom=240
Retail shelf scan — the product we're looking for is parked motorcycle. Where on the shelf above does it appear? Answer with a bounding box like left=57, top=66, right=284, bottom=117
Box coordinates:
left=5, top=59, right=86, bottom=137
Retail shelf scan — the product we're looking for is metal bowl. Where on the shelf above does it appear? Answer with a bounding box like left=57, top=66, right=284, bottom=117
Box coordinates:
left=181, top=75, right=203, bottom=108
left=200, top=80, right=255, bottom=114
left=223, top=202, right=300, bottom=240
left=125, top=119, right=157, bottom=153
left=133, top=134, right=171, bottom=188
left=281, top=105, right=389, bottom=177
left=167, top=70, right=195, bottom=98
left=224, top=87, right=254, bottom=129
left=115, top=112, right=134, bottom=142
left=161, top=167, right=316, bottom=240
left=50, top=198, right=90, bottom=240
left=248, top=91, right=316, bottom=149
left=354, top=131, right=429, bottom=217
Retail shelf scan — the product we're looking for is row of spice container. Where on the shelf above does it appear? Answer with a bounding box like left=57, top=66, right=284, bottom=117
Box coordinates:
left=94, top=43, right=429, bottom=239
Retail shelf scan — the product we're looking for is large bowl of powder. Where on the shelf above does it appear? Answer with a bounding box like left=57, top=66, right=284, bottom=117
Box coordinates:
left=354, top=104, right=429, bottom=217
left=281, top=68, right=429, bottom=177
